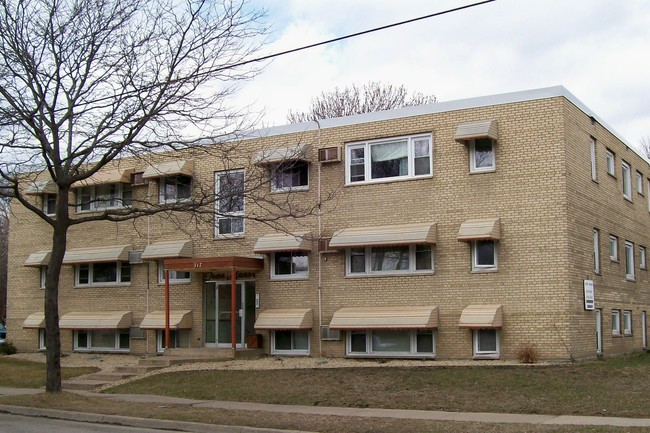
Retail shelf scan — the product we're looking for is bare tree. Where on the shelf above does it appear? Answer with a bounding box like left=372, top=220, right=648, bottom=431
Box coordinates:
left=641, top=136, right=650, bottom=160
left=287, top=81, right=436, bottom=123
left=0, top=0, right=285, bottom=392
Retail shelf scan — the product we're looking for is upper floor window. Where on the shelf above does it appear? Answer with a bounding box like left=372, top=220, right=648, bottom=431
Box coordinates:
left=636, top=171, right=644, bottom=195
left=605, top=149, right=615, bottom=176
left=625, top=241, right=635, bottom=281
left=470, top=138, right=495, bottom=173
left=270, top=161, right=309, bottom=192
left=346, top=134, right=432, bottom=185
left=215, top=170, right=244, bottom=237
left=472, top=240, right=498, bottom=271
left=271, top=251, right=309, bottom=279
left=611, top=309, right=621, bottom=335
left=159, top=175, right=191, bottom=203
left=609, top=235, right=619, bottom=261
left=78, top=183, right=132, bottom=212
left=43, top=194, right=56, bottom=215
left=593, top=229, right=600, bottom=274
left=346, top=244, right=433, bottom=276
left=622, top=161, right=632, bottom=200
left=75, top=261, right=131, bottom=287
left=640, top=246, right=647, bottom=270
left=589, top=137, right=597, bottom=181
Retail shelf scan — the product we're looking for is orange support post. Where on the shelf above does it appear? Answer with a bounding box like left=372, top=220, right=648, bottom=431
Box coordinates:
left=231, top=266, right=237, bottom=350
left=165, top=269, right=170, bottom=349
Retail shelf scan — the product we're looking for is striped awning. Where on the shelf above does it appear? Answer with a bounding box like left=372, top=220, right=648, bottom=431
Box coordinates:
left=139, top=310, right=193, bottom=330
left=455, top=120, right=498, bottom=143
left=23, top=313, right=45, bottom=329
left=253, top=233, right=312, bottom=253
left=329, top=223, right=436, bottom=249
left=142, top=160, right=193, bottom=179
left=62, top=245, right=131, bottom=264
left=254, top=144, right=311, bottom=165
left=25, top=180, right=57, bottom=195
left=459, top=305, right=503, bottom=329
left=254, top=309, right=313, bottom=330
left=75, top=168, right=134, bottom=187
left=59, top=311, right=132, bottom=329
left=457, top=218, right=501, bottom=241
left=24, top=251, right=51, bottom=267
left=141, top=240, right=193, bottom=260
left=329, top=306, right=438, bottom=330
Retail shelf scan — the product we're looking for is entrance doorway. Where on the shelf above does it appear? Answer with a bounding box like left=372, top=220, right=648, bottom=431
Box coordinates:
left=595, top=309, right=603, bottom=355
left=204, top=281, right=255, bottom=348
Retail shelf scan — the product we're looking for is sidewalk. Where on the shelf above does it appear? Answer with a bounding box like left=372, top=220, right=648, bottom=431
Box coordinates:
left=2, top=386, right=650, bottom=431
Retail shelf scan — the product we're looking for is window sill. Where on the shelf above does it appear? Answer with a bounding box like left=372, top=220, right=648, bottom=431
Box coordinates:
left=473, top=354, right=499, bottom=360
left=271, top=187, right=309, bottom=194
left=612, top=333, right=622, bottom=338
left=157, top=281, right=191, bottom=286
left=610, top=258, right=619, bottom=263
left=623, top=332, right=633, bottom=337
left=270, top=275, right=310, bottom=281
left=471, top=268, right=498, bottom=274
left=345, top=174, right=433, bottom=187
left=271, top=351, right=310, bottom=356
left=607, top=172, right=616, bottom=179
left=623, top=196, right=633, bottom=203
left=345, top=271, right=434, bottom=278
left=346, top=353, right=436, bottom=359
left=75, top=283, right=132, bottom=288
left=626, top=276, right=636, bottom=282
left=469, top=168, right=496, bottom=175
left=214, top=234, right=245, bottom=240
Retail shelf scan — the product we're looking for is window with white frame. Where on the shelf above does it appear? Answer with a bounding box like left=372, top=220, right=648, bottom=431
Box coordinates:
left=625, top=241, right=635, bottom=280
left=77, top=183, right=132, bottom=212
left=40, top=266, right=47, bottom=289
left=38, top=329, right=46, bottom=350
left=270, top=161, right=309, bottom=191
left=158, top=260, right=190, bottom=284
left=74, top=329, right=130, bottom=352
left=42, top=194, right=56, bottom=215
left=272, top=330, right=310, bottom=355
left=75, top=262, right=131, bottom=286
left=605, top=149, right=615, bottom=176
left=593, top=229, right=600, bottom=274
left=589, top=138, right=597, bottom=181
left=469, top=138, right=496, bottom=173
left=622, top=161, right=632, bottom=200
left=347, top=329, right=435, bottom=358
left=623, top=310, right=633, bottom=335
left=271, top=251, right=309, bottom=279
left=472, top=240, right=498, bottom=271
left=640, top=246, right=647, bottom=270
left=346, top=244, right=433, bottom=276
left=159, top=175, right=191, bottom=203
left=636, top=171, right=644, bottom=195
left=473, top=329, right=499, bottom=359
left=215, top=170, right=244, bottom=237
left=156, top=329, right=190, bottom=352
left=611, top=309, right=621, bottom=335
left=346, top=134, right=432, bottom=184
left=609, top=235, right=619, bottom=261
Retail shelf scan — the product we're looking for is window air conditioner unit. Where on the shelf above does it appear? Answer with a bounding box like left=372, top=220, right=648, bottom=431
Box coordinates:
left=318, top=238, right=336, bottom=253
left=130, top=172, right=147, bottom=186
left=321, top=325, right=341, bottom=341
left=318, top=147, right=341, bottom=163
left=129, top=251, right=143, bottom=264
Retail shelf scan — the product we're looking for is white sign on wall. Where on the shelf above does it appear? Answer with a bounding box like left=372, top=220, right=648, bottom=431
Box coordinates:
left=583, top=280, right=595, bottom=311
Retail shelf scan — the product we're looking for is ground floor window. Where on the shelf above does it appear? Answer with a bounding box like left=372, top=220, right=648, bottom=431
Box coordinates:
left=271, top=330, right=310, bottom=355
left=38, top=329, right=46, bottom=351
left=346, top=329, right=435, bottom=358
left=74, top=329, right=130, bottom=352
left=156, top=330, right=191, bottom=352
left=473, top=329, right=500, bottom=359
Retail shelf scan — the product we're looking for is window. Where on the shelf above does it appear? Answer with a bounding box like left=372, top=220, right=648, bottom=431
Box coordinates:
left=637, top=171, right=644, bottom=195
left=74, top=329, right=130, bottom=352
left=472, top=240, right=497, bottom=271
left=593, top=229, right=600, bottom=274
left=470, top=138, right=495, bottom=173
left=346, top=244, right=433, bottom=276
left=215, top=170, right=244, bottom=237
left=611, top=309, right=621, bottom=335
left=75, top=262, right=131, bottom=286
left=623, top=310, right=633, bottom=335
left=622, top=161, right=632, bottom=200
left=42, top=194, right=56, bottom=215
left=648, top=179, right=650, bottom=212
left=159, top=175, right=191, bottom=203
left=156, top=330, right=190, bottom=353
left=625, top=241, right=635, bottom=281
left=473, top=329, right=499, bottom=359
left=609, top=235, right=618, bottom=261
left=77, top=183, right=132, bottom=212
left=158, top=260, right=190, bottom=284
left=272, top=330, right=310, bottom=355
left=347, top=330, right=435, bottom=358
left=40, top=266, right=47, bottom=289
left=270, top=161, right=309, bottom=191
left=589, top=138, right=597, bottom=181
left=38, top=329, right=46, bottom=351
left=640, top=246, right=647, bottom=270
left=271, top=251, right=309, bottom=279
left=605, top=149, right=615, bottom=176
left=346, top=134, right=432, bottom=184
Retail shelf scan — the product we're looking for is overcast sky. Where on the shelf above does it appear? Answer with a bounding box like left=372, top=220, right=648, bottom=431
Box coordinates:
left=235, top=0, right=650, bottom=153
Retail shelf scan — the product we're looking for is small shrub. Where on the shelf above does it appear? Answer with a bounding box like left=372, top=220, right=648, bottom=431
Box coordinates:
left=0, top=341, right=17, bottom=355
left=515, top=342, right=540, bottom=364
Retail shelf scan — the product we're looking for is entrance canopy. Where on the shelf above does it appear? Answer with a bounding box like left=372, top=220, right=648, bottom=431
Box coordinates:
left=163, top=256, right=263, bottom=272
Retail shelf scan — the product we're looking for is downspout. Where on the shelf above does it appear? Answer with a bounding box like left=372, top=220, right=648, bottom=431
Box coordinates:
left=315, top=119, right=323, bottom=358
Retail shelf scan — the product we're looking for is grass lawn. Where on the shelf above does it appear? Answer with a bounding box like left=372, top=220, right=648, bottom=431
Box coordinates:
left=0, top=357, right=98, bottom=388
left=106, top=353, right=650, bottom=418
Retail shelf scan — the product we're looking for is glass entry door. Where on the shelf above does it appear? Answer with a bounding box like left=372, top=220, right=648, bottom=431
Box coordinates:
left=217, top=283, right=243, bottom=347
left=204, top=281, right=255, bottom=348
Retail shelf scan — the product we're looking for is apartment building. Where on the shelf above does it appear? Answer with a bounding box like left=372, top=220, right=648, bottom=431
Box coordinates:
left=7, top=86, right=650, bottom=361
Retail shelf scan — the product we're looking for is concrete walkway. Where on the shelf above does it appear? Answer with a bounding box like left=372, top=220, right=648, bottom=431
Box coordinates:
left=2, top=386, right=650, bottom=431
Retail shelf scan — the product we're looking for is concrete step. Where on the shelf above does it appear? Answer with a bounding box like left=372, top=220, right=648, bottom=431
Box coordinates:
left=62, top=380, right=108, bottom=391
left=85, top=371, right=137, bottom=382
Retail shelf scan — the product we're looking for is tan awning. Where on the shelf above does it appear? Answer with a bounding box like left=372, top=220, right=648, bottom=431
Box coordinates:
left=329, top=306, right=438, bottom=330
left=75, top=168, right=134, bottom=187
left=459, top=305, right=503, bottom=329
left=25, top=180, right=57, bottom=195
left=329, top=223, right=436, bottom=249
left=455, top=120, right=498, bottom=143
left=23, top=313, right=45, bottom=329
left=24, top=251, right=51, bottom=267
left=457, top=218, right=501, bottom=241
left=141, top=240, right=193, bottom=260
left=254, top=144, right=310, bottom=165
left=62, top=245, right=131, bottom=264
left=59, top=311, right=132, bottom=329
left=253, top=232, right=312, bottom=253
left=139, top=310, right=193, bottom=330
left=142, top=160, right=193, bottom=179
left=254, top=308, right=313, bottom=330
